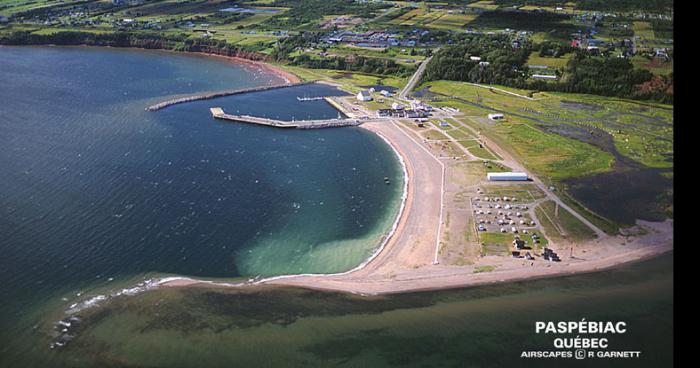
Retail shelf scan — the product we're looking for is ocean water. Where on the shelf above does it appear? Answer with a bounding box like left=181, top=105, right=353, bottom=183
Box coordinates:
left=8, top=253, right=675, bottom=367
left=0, top=46, right=403, bottom=359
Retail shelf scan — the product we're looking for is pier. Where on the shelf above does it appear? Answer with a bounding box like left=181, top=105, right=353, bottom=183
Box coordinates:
left=145, top=82, right=312, bottom=111
left=323, top=96, right=358, bottom=118
left=209, top=107, right=383, bottom=129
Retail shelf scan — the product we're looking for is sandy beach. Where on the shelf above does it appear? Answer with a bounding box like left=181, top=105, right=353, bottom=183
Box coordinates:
left=160, top=116, right=674, bottom=295
left=155, top=53, right=673, bottom=295
left=199, top=53, right=302, bottom=85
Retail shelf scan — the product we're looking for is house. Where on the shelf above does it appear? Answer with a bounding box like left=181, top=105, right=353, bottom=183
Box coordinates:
left=470, top=56, right=481, bottom=61
left=356, top=90, right=372, bottom=101
left=488, top=113, right=505, bottom=120
left=391, top=102, right=404, bottom=110
left=411, top=100, right=432, bottom=111
left=513, top=238, right=526, bottom=249
left=654, top=48, right=669, bottom=60
left=377, top=109, right=392, bottom=117
left=405, top=110, right=428, bottom=119
left=380, top=90, right=393, bottom=97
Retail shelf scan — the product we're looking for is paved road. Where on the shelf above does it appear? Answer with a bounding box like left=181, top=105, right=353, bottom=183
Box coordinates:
left=457, top=117, right=607, bottom=239
left=398, top=51, right=436, bottom=100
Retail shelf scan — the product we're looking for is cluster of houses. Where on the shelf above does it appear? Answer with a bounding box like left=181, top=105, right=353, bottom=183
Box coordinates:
left=570, top=32, right=672, bottom=61
left=322, top=29, right=428, bottom=48
left=9, top=0, right=142, bottom=24
left=371, top=98, right=433, bottom=120
left=571, top=37, right=608, bottom=54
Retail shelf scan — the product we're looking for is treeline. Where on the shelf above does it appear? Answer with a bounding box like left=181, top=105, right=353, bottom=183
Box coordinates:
left=536, top=41, right=576, bottom=57
left=399, top=0, right=673, bottom=12
left=263, top=0, right=391, bottom=29
left=0, top=30, right=272, bottom=61
left=291, top=53, right=414, bottom=77
left=423, top=38, right=673, bottom=103
left=468, top=9, right=576, bottom=35
left=491, top=0, right=673, bottom=12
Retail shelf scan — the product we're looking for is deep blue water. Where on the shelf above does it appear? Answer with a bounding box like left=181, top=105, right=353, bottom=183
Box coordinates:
left=0, top=46, right=403, bottom=351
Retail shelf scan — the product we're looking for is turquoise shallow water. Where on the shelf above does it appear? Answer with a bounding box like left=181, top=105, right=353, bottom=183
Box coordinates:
left=0, top=46, right=403, bottom=355
left=0, top=46, right=672, bottom=367
left=4, top=253, right=675, bottom=367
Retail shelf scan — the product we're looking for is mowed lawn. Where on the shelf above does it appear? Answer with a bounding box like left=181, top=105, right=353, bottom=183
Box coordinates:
left=527, top=52, right=572, bottom=69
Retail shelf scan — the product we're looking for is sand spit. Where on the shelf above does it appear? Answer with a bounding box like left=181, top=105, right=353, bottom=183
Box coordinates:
left=158, top=118, right=673, bottom=295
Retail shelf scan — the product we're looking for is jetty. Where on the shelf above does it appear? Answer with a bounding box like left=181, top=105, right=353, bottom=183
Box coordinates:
left=145, top=82, right=312, bottom=111
left=323, top=96, right=357, bottom=118
left=296, top=96, right=325, bottom=101
left=210, top=107, right=377, bottom=129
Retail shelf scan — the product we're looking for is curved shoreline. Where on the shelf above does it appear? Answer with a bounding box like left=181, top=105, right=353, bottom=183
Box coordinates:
left=27, top=46, right=670, bottom=300
left=158, top=237, right=673, bottom=295
left=155, top=112, right=673, bottom=294
left=243, top=127, right=410, bottom=283
left=183, top=50, right=302, bottom=84
left=3, top=44, right=302, bottom=84
left=150, top=55, right=673, bottom=295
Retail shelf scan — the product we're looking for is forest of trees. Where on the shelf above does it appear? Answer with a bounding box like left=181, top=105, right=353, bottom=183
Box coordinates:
left=423, top=35, right=673, bottom=103
left=291, top=53, right=414, bottom=76
left=423, top=34, right=532, bottom=85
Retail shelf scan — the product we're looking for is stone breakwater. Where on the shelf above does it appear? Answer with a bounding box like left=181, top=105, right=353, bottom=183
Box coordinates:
left=209, top=107, right=367, bottom=129
left=145, top=82, right=313, bottom=111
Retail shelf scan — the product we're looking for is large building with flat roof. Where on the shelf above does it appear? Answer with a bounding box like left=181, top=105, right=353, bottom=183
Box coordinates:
left=487, top=172, right=529, bottom=181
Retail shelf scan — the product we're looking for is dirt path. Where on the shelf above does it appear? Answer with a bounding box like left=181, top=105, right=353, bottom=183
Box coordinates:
left=159, top=63, right=672, bottom=295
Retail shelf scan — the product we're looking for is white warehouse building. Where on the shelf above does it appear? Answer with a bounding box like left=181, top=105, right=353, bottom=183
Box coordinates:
left=487, top=172, right=529, bottom=181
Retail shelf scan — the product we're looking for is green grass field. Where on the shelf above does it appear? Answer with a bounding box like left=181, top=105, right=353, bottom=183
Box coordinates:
left=535, top=200, right=597, bottom=242
left=424, top=80, right=672, bottom=171
left=480, top=233, right=512, bottom=256
left=527, top=52, right=571, bottom=69
left=480, top=184, right=546, bottom=202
